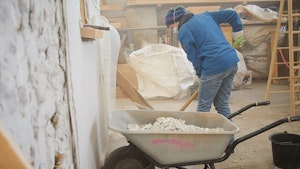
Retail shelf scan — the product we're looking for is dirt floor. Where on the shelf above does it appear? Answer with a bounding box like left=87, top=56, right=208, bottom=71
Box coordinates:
left=108, top=79, right=300, bottom=169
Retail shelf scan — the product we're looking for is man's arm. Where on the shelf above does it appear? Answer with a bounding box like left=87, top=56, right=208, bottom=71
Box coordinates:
left=179, top=31, right=202, bottom=77
left=209, top=9, right=243, bottom=32
left=209, top=10, right=245, bottom=49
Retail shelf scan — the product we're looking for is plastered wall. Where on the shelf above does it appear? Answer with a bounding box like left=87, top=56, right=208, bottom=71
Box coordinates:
left=0, top=0, right=119, bottom=169
left=0, top=0, right=75, bottom=168
left=0, top=0, right=120, bottom=169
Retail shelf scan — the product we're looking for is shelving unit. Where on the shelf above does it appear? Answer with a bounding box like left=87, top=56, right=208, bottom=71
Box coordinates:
left=101, top=1, right=280, bottom=48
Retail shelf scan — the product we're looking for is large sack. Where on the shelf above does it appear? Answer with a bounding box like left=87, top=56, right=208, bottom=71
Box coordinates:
left=128, top=44, right=196, bottom=99
left=234, top=4, right=279, bottom=47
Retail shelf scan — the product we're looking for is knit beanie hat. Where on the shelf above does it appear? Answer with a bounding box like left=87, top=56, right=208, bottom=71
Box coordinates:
left=164, top=5, right=187, bottom=26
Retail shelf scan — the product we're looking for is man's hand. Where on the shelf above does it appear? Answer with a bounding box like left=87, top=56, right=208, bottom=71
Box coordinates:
left=232, top=30, right=245, bottom=50
left=232, top=36, right=245, bottom=49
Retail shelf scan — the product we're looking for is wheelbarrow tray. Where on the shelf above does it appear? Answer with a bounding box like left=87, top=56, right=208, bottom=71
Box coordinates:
left=109, top=109, right=239, bottom=165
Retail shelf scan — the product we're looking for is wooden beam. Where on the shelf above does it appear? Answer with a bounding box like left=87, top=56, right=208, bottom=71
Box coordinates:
left=0, top=124, right=32, bottom=169
left=80, top=0, right=87, bottom=24
left=80, top=27, right=103, bottom=39
left=126, top=0, right=280, bottom=6
left=100, top=5, right=123, bottom=11
left=187, top=6, right=221, bottom=13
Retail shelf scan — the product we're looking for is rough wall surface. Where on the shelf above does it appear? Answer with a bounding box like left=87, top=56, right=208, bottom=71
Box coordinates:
left=0, top=0, right=75, bottom=168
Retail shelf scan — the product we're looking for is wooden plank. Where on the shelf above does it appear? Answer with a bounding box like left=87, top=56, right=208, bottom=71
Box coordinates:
left=269, top=30, right=280, bottom=84
left=80, top=0, right=87, bottom=24
left=287, top=0, right=296, bottom=116
left=118, top=35, right=128, bottom=64
left=179, top=89, right=198, bottom=111
left=187, top=6, right=220, bottom=13
left=80, top=27, right=103, bottom=39
left=110, top=22, right=122, bottom=29
left=116, top=63, right=138, bottom=98
left=100, top=5, right=123, bottom=11
left=0, top=124, right=32, bottom=169
left=117, top=68, right=153, bottom=110
left=117, top=64, right=137, bottom=87
left=108, top=17, right=129, bottom=28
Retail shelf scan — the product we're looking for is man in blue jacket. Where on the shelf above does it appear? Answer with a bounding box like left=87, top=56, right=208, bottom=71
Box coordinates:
left=165, top=5, right=245, bottom=118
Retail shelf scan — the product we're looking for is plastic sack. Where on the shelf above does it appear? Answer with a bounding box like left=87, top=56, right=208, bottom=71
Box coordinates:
left=232, top=50, right=248, bottom=90
left=128, top=44, right=196, bottom=99
left=234, top=5, right=279, bottom=47
left=234, top=4, right=278, bottom=23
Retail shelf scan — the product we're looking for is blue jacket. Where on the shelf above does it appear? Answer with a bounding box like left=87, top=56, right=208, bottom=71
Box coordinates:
left=178, top=10, right=242, bottom=77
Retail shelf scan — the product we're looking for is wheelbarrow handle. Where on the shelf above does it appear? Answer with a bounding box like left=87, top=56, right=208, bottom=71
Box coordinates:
left=290, top=115, right=300, bottom=122
left=227, top=101, right=270, bottom=119
left=225, top=114, right=300, bottom=155
left=256, top=101, right=271, bottom=106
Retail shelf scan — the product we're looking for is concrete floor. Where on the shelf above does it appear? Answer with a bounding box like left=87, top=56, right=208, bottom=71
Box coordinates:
left=108, top=79, right=300, bottom=169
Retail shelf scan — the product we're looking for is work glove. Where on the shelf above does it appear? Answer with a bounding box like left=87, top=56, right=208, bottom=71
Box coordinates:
left=232, top=30, right=246, bottom=50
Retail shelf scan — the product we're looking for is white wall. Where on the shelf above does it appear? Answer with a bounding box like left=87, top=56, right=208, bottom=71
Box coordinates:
left=66, top=0, right=120, bottom=168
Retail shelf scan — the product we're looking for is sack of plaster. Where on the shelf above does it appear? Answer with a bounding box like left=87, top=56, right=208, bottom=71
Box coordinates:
left=128, top=44, right=196, bottom=99
left=234, top=4, right=278, bottom=23
left=234, top=4, right=281, bottom=47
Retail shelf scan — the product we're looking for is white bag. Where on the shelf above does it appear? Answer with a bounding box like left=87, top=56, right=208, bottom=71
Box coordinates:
left=128, top=44, right=196, bottom=99
left=232, top=50, right=248, bottom=90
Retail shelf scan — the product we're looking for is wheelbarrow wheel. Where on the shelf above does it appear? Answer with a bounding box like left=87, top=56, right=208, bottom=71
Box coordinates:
left=103, top=145, right=155, bottom=169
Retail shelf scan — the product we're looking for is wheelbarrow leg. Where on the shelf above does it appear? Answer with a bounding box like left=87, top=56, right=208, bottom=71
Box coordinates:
left=204, top=163, right=215, bottom=169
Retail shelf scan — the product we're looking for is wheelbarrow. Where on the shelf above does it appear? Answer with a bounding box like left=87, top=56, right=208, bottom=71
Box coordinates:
left=103, top=101, right=300, bottom=169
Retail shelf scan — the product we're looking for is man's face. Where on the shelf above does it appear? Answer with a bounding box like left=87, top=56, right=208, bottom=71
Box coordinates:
left=168, top=22, right=179, bottom=29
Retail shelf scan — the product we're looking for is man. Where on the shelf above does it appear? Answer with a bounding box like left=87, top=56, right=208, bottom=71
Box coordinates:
left=165, top=5, right=245, bottom=118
